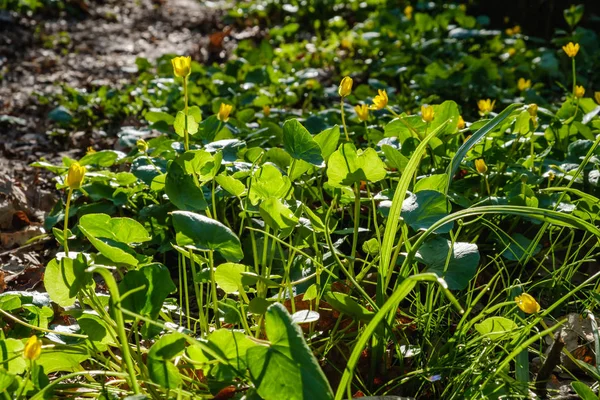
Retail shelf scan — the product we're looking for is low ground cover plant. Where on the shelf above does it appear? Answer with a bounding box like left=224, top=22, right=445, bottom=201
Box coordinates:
left=1, top=1, right=600, bottom=399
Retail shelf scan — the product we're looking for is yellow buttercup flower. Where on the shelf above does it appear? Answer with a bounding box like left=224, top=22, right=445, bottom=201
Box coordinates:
left=518, top=78, right=531, bottom=92
left=477, top=99, right=495, bottom=115
left=505, top=28, right=513, bottom=36
left=562, top=42, right=580, bottom=58
left=370, top=89, right=388, bottom=110
left=171, top=56, right=192, bottom=78
left=595, top=92, right=600, bottom=105
left=86, top=146, right=96, bottom=155
left=457, top=115, right=465, bottom=129
left=23, top=336, right=42, bottom=361
left=338, top=76, right=353, bottom=98
left=575, top=85, right=585, bottom=98
left=354, top=104, right=369, bottom=122
left=404, top=5, right=413, bottom=20
left=421, top=104, right=434, bottom=123
left=475, top=159, right=487, bottom=174
left=66, top=162, right=86, bottom=190
left=507, top=48, right=516, bottom=57
left=528, top=103, right=538, bottom=118
left=217, top=103, right=233, bottom=122
left=136, top=139, right=148, bottom=153
left=263, top=105, right=271, bottom=117
left=515, top=293, right=540, bottom=314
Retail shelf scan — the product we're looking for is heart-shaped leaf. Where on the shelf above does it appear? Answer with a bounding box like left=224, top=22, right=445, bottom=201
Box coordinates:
left=283, top=119, right=324, bottom=166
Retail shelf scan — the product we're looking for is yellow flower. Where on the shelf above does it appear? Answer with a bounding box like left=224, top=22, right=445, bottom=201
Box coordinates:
left=338, top=76, right=353, bottom=98
left=217, top=103, right=233, bottom=122
left=575, top=85, right=585, bottom=98
left=505, top=28, right=513, bottom=36
left=477, top=99, right=496, bottom=115
left=404, top=5, right=413, bottom=20
left=518, top=78, right=531, bottom=91
left=457, top=115, right=465, bottom=129
left=421, top=104, right=434, bottom=123
left=528, top=103, right=538, bottom=118
left=23, top=336, right=42, bottom=361
left=512, top=25, right=521, bottom=34
left=86, top=146, right=96, bottom=155
left=171, top=56, right=192, bottom=78
left=595, top=92, right=600, bottom=105
left=66, top=162, right=86, bottom=190
left=354, top=104, right=369, bottom=121
left=475, top=159, right=487, bottom=174
left=515, top=293, right=540, bottom=314
left=507, top=48, right=516, bottom=57
left=136, top=139, right=148, bottom=153
left=263, top=105, right=271, bottom=117
left=370, top=89, right=388, bottom=110
left=562, top=42, right=580, bottom=58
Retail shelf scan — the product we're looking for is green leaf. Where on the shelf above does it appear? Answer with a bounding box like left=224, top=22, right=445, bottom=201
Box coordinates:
left=181, top=150, right=222, bottom=183
left=430, top=100, right=460, bottom=135
left=0, top=339, right=26, bottom=374
left=77, top=314, right=115, bottom=345
left=208, top=329, right=257, bottom=373
left=172, top=211, right=244, bottom=262
left=475, top=317, right=519, bottom=341
left=415, top=236, right=480, bottom=290
left=324, top=291, right=374, bottom=322
left=247, top=303, right=334, bottom=400
left=48, top=106, right=72, bottom=123
left=401, top=190, right=453, bottom=233
left=173, top=111, right=199, bottom=137
left=362, top=238, right=380, bottom=256
left=37, top=344, right=90, bottom=373
left=248, top=164, right=291, bottom=205
left=79, top=214, right=151, bottom=244
left=259, top=198, right=298, bottom=232
left=215, top=174, right=246, bottom=197
left=78, top=150, right=123, bottom=167
left=382, top=144, right=409, bottom=172
left=327, top=143, right=387, bottom=187
left=79, top=226, right=139, bottom=266
left=119, top=263, right=176, bottom=320
left=215, top=263, right=247, bottom=293
left=282, top=119, right=324, bottom=166
left=572, top=382, right=600, bottom=400
left=44, top=255, right=92, bottom=307
left=313, top=125, right=340, bottom=162
left=165, top=157, right=208, bottom=211
left=498, top=233, right=541, bottom=262
left=414, top=174, right=448, bottom=193
left=188, top=106, right=202, bottom=123
left=145, top=111, right=175, bottom=125
left=147, top=333, right=186, bottom=389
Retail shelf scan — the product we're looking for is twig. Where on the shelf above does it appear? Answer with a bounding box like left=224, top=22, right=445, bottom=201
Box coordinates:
left=535, top=335, right=565, bottom=399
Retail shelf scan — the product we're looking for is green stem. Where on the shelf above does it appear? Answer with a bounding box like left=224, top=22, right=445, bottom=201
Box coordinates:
left=350, top=183, right=361, bottom=274
left=571, top=57, right=576, bottom=97
left=63, top=188, right=73, bottom=256
left=183, top=76, right=189, bottom=151
left=88, top=267, right=140, bottom=394
left=340, top=99, right=350, bottom=141
left=209, top=250, right=220, bottom=329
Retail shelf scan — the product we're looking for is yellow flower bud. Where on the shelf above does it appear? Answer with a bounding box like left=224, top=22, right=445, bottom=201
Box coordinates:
left=86, top=147, right=96, bottom=155
left=421, top=104, right=434, bottom=123
left=505, top=28, right=513, bottom=36
left=507, top=48, right=516, bottom=57
left=562, top=42, right=580, bottom=58
left=370, top=89, right=388, bottom=110
left=217, top=103, right=233, bottom=122
left=528, top=103, right=538, bottom=118
left=338, top=76, right=353, bottom=98
left=404, top=5, right=413, bottom=20
left=477, top=99, right=495, bottom=115
left=595, top=92, right=600, bottom=105
left=171, top=56, right=192, bottom=78
left=457, top=115, right=465, bottom=129
left=23, top=336, right=42, bottom=361
left=136, top=139, right=148, bottom=153
left=66, top=162, right=86, bottom=190
left=515, top=293, right=540, bottom=314
left=263, top=105, right=271, bottom=117
left=354, top=104, right=369, bottom=122
left=517, top=78, right=531, bottom=92
left=475, top=159, right=488, bottom=174
left=575, top=85, right=585, bottom=98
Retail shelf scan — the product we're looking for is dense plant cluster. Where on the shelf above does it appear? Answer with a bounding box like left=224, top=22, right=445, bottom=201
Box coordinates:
left=1, top=1, right=600, bottom=399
